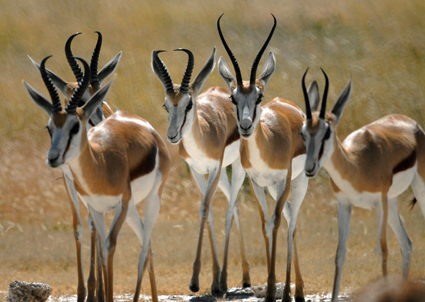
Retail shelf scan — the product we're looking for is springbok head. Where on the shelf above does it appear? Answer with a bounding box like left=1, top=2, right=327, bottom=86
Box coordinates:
left=152, top=47, right=216, bottom=144
left=23, top=56, right=114, bottom=168
left=300, top=68, right=352, bottom=177
left=217, top=14, right=277, bottom=138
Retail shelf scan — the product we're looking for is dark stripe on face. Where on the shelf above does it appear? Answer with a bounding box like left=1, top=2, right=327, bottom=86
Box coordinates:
left=318, top=141, right=325, bottom=160
left=393, top=149, right=417, bottom=174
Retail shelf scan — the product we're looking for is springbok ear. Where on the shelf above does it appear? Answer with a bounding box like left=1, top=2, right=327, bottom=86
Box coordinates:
left=28, top=55, right=68, bottom=98
left=98, top=51, right=122, bottom=83
left=307, top=81, right=320, bottom=111
left=218, top=56, right=236, bottom=91
left=191, top=47, right=216, bottom=94
left=258, top=52, right=276, bottom=90
left=83, top=76, right=115, bottom=119
left=331, top=77, right=352, bottom=125
left=23, top=80, right=52, bottom=116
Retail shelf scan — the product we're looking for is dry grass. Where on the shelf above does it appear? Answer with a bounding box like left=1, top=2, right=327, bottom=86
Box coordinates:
left=1, top=0, right=425, bottom=299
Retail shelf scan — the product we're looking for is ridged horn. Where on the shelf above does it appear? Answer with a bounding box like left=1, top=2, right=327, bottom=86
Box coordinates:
left=250, top=14, right=277, bottom=87
left=66, top=57, right=91, bottom=115
left=301, top=68, right=312, bottom=120
left=90, top=31, right=102, bottom=89
left=174, top=48, right=194, bottom=93
left=40, top=56, right=62, bottom=114
left=65, top=32, right=83, bottom=83
left=320, top=68, right=329, bottom=119
left=152, top=50, right=174, bottom=94
left=217, top=13, right=243, bottom=88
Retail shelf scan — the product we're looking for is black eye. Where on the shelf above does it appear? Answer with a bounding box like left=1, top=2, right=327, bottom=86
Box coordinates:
left=323, top=127, right=331, bottom=141
left=45, top=126, right=52, bottom=138
left=230, top=95, right=237, bottom=105
left=186, top=99, right=193, bottom=112
left=162, top=103, right=169, bottom=113
left=70, top=122, right=80, bottom=135
left=256, top=94, right=263, bottom=105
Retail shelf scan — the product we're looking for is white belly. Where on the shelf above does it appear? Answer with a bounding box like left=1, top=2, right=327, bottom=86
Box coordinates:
left=388, top=164, right=416, bottom=198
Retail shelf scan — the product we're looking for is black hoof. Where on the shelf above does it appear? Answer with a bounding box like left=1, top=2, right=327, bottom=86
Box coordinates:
left=295, top=297, right=305, bottom=302
left=189, top=284, right=200, bottom=293
left=242, top=282, right=251, bottom=288
left=211, top=289, right=223, bottom=297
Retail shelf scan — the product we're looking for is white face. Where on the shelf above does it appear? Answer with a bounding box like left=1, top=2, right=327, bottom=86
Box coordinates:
left=46, top=114, right=83, bottom=168
left=300, top=118, right=335, bottom=177
left=163, top=93, right=194, bottom=144
left=231, top=86, right=263, bottom=139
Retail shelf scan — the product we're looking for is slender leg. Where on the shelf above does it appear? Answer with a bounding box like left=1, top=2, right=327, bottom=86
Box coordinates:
left=96, top=234, right=105, bottom=302
left=62, top=169, right=86, bottom=302
left=387, top=197, right=412, bottom=278
left=189, top=165, right=222, bottom=295
left=126, top=206, right=158, bottom=302
left=133, top=192, right=161, bottom=302
left=250, top=179, right=271, bottom=272
left=282, top=172, right=308, bottom=302
left=332, top=195, right=352, bottom=302
left=266, top=173, right=291, bottom=302
left=219, top=159, right=250, bottom=291
left=87, top=214, right=97, bottom=302
left=377, top=193, right=389, bottom=276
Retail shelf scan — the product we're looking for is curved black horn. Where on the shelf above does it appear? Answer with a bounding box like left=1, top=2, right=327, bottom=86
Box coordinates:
left=40, top=56, right=62, bottom=114
left=217, top=13, right=243, bottom=88
left=250, top=14, right=277, bottom=86
left=90, top=31, right=102, bottom=89
left=320, top=68, right=329, bottom=119
left=153, top=50, right=174, bottom=94
left=66, top=57, right=91, bottom=115
left=65, top=32, right=83, bottom=82
left=174, top=48, right=194, bottom=93
left=302, top=68, right=312, bottom=120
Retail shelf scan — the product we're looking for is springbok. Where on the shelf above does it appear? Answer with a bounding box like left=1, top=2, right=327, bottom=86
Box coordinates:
left=28, top=31, right=122, bottom=302
left=217, top=14, right=309, bottom=302
left=23, top=56, right=171, bottom=302
left=300, top=69, right=425, bottom=302
left=151, top=47, right=250, bottom=294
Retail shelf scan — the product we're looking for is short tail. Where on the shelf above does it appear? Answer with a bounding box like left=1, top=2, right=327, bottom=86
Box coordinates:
left=409, top=197, right=417, bottom=211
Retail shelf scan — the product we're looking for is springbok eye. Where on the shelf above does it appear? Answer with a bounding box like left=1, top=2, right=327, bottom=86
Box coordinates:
left=70, top=122, right=80, bottom=135
left=256, top=94, right=263, bottom=105
left=186, top=99, right=193, bottom=112
left=162, top=103, right=169, bottom=113
left=230, top=95, right=237, bottom=105
left=323, top=127, right=331, bottom=141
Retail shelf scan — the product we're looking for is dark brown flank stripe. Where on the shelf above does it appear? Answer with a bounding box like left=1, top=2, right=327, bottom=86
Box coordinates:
left=130, top=141, right=158, bottom=181
left=225, top=125, right=240, bottom=146
left=393, top=149, right=417, bottom=174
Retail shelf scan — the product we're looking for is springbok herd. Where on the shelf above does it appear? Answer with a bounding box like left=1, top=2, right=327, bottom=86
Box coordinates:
left=22, top=14, right=425, bottom=302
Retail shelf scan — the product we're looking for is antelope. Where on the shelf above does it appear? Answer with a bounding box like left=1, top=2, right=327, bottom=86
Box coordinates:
left=300, top=69, right=425, bottom=302
left=217, top=14, right=309, bottom=302
left=151, top=47, right=251, bottom=294
left=28, top=31, right=122, bottom=302
left=23, top=56, right=171, bottom=302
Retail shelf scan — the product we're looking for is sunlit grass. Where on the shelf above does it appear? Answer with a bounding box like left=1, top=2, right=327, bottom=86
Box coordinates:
left=1, top=0, right=425, bottom=298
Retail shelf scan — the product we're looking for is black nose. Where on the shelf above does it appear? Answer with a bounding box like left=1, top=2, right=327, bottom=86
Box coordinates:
left=240, top=119, right=252, bottom=130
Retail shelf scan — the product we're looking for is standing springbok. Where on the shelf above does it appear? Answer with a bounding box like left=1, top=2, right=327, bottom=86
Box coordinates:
left=28, top=31, right=122, bottom=302
left=217, top=14, right=308, bottom=302
left=300, top=69, right=425, bottom=302
left=24, top=56, right=170, bottom=302
left=151, top=47, right=251, bottom=294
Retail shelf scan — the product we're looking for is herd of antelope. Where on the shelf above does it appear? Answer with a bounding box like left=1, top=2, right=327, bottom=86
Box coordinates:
left=22, top=14, right=425, bottom=302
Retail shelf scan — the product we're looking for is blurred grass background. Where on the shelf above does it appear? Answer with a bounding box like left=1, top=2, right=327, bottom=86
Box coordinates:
left=0, top=0, right=425, bottom=299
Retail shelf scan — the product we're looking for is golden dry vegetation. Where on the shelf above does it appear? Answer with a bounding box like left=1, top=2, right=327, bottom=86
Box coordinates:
left=0, top=0, right=425, bottom=300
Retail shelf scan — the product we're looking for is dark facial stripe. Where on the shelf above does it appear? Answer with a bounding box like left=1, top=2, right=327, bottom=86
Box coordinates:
left=393, top=149, right=417, bottom=174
